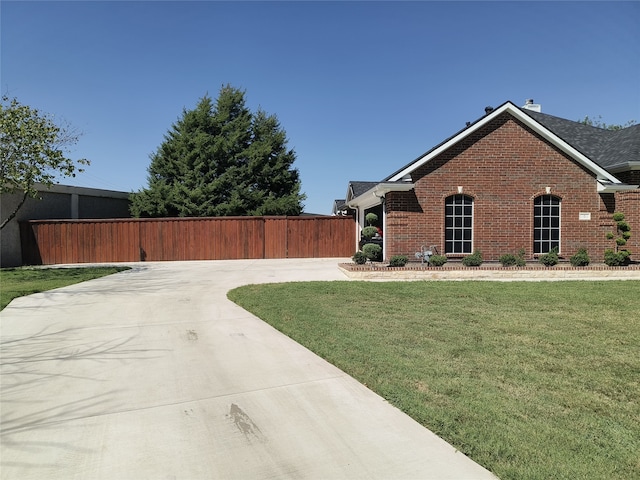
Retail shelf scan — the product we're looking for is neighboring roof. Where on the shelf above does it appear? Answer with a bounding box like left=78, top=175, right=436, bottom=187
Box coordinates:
left=29, top=183, right=131, bottom=199
left=332, top=199, right=348, bottom=215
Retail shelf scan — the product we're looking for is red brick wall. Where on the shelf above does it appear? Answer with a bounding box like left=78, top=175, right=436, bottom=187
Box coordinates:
left=385, top=113, right=632, bottom=261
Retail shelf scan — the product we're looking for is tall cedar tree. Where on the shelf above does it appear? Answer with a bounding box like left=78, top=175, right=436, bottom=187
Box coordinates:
left=130, top=86, right=305, bottom=217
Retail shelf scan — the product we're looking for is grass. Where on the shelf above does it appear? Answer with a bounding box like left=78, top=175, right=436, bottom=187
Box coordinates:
left=0, top=266, right=129, bottom=310
left=228, top=281, right=640, bottom=480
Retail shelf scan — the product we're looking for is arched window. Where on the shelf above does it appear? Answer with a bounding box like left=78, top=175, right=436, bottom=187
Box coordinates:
left=445, top=194, right=473, bottom=254
left=534, top=195, right=560, bottom=254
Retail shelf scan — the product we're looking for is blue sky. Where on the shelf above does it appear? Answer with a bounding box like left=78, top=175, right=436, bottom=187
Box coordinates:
left=2, top=1, right=639, bottom=214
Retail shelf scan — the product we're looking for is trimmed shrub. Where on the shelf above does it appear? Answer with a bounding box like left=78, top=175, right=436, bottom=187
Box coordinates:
left=499, top=253, right=518, bottom=267
left=462, top=250, right=483, bottom=267
left=569, top=248, right=590, bottom=267
left=361, top=226, right=378, bottom=239
left=352, top=251, right=367, bottom=265
left=389, top=255, right=408, bottom=267
left=607, top=213, right=632, bottom=264
left=604, top=249, right=630, bottom=267
left=538, top=247, right=559, bottom=267
left=429, top=255, right=448, bottom=266
left=365, top=212, right=378, bottom=226
left=617, top=221, right=631, bottom=232
left=362, top=243, right=382, bottom=262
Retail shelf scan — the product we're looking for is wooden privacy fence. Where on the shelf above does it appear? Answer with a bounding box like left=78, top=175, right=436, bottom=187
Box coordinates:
left=20, top=216, right=356, bottom=265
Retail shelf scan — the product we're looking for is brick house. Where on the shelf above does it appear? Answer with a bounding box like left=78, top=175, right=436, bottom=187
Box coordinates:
left=344, top=101, right=639, bottom=262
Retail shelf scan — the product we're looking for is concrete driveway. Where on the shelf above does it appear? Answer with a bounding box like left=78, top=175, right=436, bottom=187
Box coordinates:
left=1, top=259, right=496, bottom=479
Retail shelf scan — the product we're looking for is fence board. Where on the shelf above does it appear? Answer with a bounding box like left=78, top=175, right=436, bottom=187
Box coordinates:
left=20, top=216, right=355, bottom=265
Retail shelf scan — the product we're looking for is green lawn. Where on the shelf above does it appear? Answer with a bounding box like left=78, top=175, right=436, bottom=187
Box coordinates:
left=0, top=266, right=129, bottom=310
left=228, top=281, right=640, bottom=480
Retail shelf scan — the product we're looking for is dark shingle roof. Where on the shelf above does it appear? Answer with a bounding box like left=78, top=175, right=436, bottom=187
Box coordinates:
left=521, top=109, right=639, bottom=169
left=349, top=181, right=379, bottom=199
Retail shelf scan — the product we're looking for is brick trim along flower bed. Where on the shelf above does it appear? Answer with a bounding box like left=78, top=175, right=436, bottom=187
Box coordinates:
left=339, top=262, right=640, bottom=280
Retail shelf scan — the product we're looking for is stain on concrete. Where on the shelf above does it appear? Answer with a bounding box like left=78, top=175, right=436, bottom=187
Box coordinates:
left=186, top=329, right=198, bottom=341
left=228, top=403, right=267, bottom=444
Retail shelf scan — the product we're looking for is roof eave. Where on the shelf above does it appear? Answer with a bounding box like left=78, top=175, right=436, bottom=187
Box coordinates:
left=597, top=181, right=639, bottom=193
left=347, top=182, right=415, bottom=208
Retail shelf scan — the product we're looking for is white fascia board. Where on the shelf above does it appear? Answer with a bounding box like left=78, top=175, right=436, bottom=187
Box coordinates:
left=387, top=102, right=621, bottom=184
left=347, top=182, right=415, bottom=208
left=597, top=181, right=639, bottom=193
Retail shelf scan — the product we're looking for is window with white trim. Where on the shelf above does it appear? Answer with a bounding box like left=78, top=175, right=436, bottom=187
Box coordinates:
left=445, top=194, right=473, bottom=254
left=533, top=195, right=560, bottom=254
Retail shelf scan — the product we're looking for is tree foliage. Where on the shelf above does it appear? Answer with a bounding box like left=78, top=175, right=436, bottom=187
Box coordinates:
left=578, top=115, right=637, bottom=130
left=0, top=96, right=88, bottom=230
left=130, top=85, right=305, bottom=217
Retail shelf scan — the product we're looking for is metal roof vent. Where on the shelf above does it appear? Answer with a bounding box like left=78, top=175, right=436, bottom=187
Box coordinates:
left=522, top=99, right=541, bottom=112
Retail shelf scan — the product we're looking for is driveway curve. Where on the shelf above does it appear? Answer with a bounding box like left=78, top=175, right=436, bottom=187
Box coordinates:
left=1, top=258, right=496, bottom=479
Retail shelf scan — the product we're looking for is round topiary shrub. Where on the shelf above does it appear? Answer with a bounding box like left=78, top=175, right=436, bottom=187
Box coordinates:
left=462, top=250, right=483, bottom=267
left=569, top=248, right=590, bottom=267
left=389, top=255, right=408, bottom=267
left=352, top=251, right=367, bottom=265
left=365, top=212, right=378, bottom=226
left=362, top=243, right=382, bottom=262
left=361, top=226, right=378, bottom=239
left=429, top=255, right=448, bottom=266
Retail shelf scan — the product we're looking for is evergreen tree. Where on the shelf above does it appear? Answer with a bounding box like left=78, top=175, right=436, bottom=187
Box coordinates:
left=131, top=85, right=305, bottom=217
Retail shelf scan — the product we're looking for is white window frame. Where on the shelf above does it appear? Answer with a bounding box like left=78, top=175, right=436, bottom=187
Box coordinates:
left=533, top=195, right=561, bottom=254
left=445, top=194, right=473, bottom=254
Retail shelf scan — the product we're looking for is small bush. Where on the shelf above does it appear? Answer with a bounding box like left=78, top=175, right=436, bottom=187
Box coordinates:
left=604, top=249, right=630, bottom=267
left=429, top=255, right=448, bottom=266
left=352, top=251, right=367, bottom=265
left=606, top=232, right=615, bottom=240
left=569, top=248, right=590, bottom=267
left=500, top=249, right=527, bottom=267
left=612, top=212, right=625, bottom=222
left=539, top=247, right=559, bottom=267
left=362, top=243, right=382, bottom=262
left=389, top=255, right=408, bottom=267
left=616, top=237, right=627, bottom=246
left=462, top=250, right=483, bottom=267
left=499, top=253, right=518, bottom=267
left=365, top=212, right=378, bottom=225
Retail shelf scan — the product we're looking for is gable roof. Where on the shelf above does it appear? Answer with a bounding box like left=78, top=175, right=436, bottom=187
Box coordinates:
left=348, top=181, right=380, bottom=199
left=346, top=101, right=638, bottom=209
left=384, top=101, right=630, bottom=188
